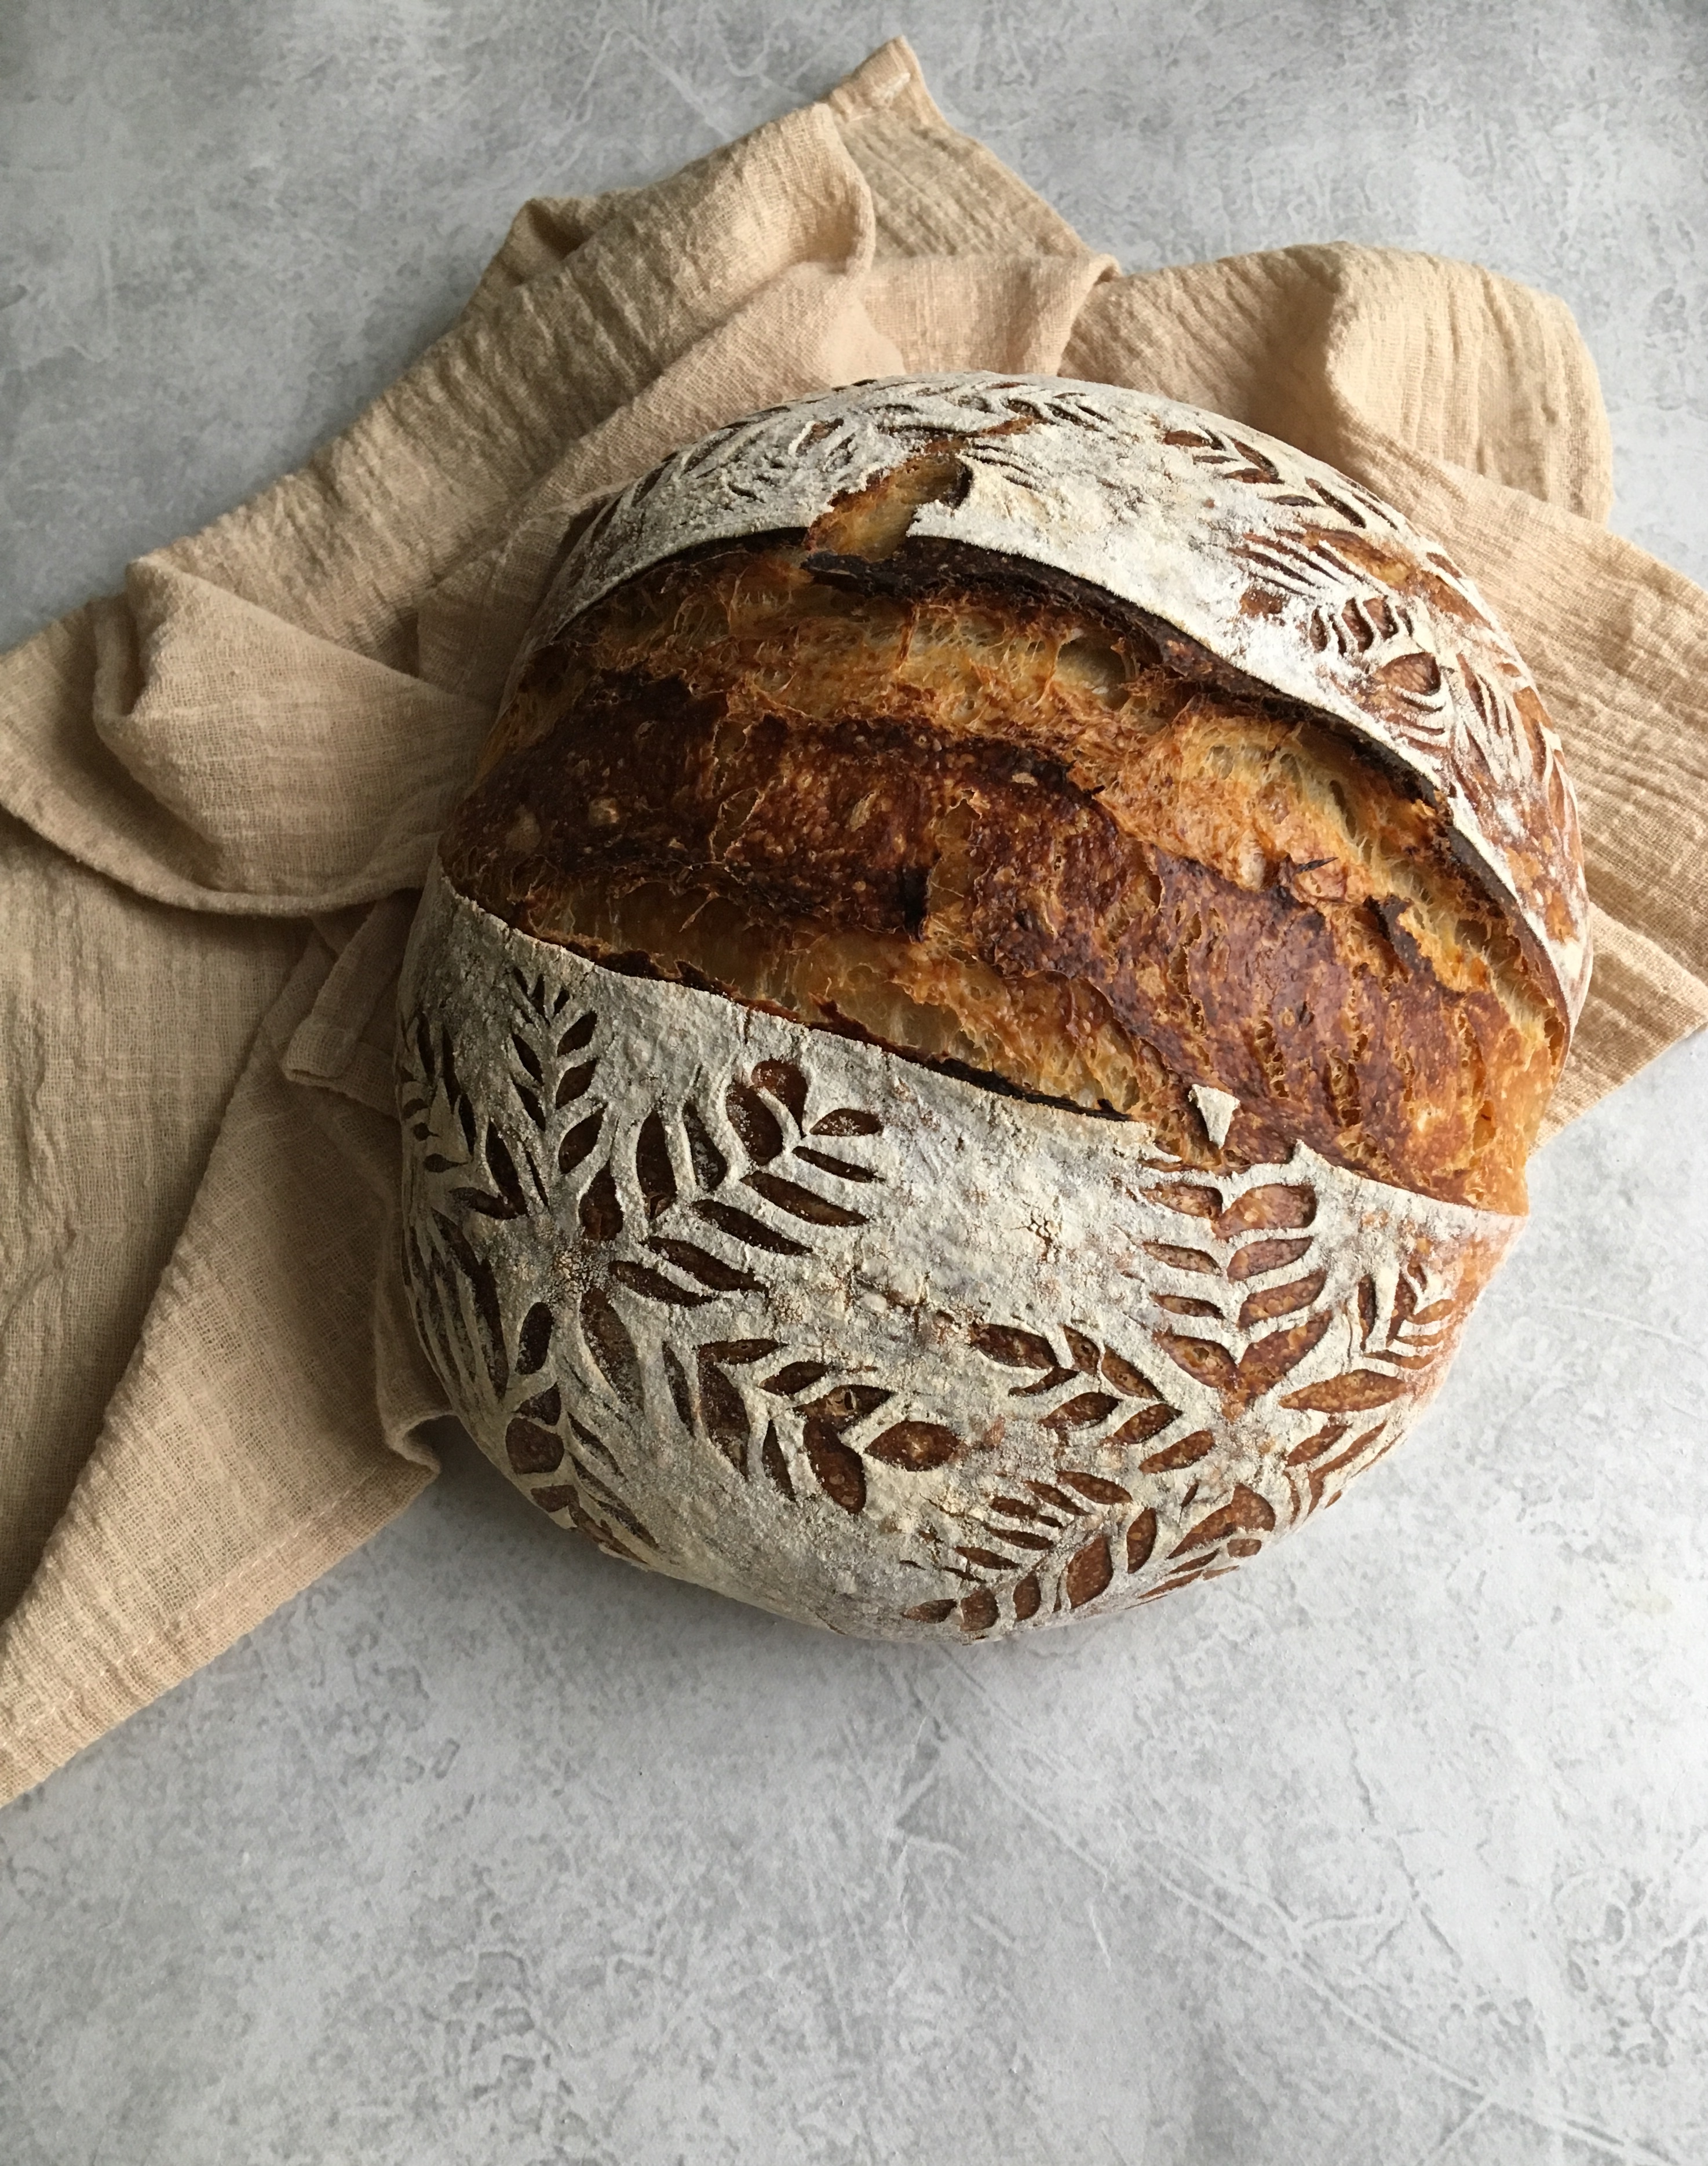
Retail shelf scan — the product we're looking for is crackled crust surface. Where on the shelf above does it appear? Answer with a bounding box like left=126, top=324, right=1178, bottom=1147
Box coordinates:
left=443, top=470, right=1564, bottom=1214
left=510, top=375, right=1590, bottom=1025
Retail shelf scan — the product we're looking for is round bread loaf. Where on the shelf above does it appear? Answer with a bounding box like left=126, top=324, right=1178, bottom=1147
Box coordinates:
left=398, top=374, right=1587, bottom=1638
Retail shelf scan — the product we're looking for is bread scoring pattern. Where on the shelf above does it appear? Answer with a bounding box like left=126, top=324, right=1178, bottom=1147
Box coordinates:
left=397, top=868, right=1512, bottom=1639
left=400, top=378, right=1583, bottom=1638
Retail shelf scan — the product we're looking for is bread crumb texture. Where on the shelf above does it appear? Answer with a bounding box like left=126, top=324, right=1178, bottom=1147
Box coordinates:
left=446, top=501, right=1563, bottom=1215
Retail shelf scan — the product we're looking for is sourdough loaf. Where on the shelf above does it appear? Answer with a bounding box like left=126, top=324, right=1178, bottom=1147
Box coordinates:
left=398, top=375, right=1587, bottom=1639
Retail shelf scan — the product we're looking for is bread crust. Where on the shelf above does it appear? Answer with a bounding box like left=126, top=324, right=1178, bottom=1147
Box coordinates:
left=509, top=375, right=1590, bottom=1032
left=397, top=864, right=1520, bottom=1641
left=445, top=534, right=1560, bottom=1212
left=403, top=377, right=1586, bottom=1638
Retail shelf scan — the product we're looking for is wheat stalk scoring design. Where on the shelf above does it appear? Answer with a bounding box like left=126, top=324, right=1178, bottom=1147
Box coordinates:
left=397, top=870, right=1513, bottom=1640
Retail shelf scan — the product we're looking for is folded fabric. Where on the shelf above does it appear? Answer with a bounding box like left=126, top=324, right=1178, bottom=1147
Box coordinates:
left=2, top=38, right=1705, bottom=1805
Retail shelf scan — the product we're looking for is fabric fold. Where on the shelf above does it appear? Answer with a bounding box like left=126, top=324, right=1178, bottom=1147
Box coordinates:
left=0, top=933, right=439, bottom=1802
left=93, top=562, right=491, bottom=907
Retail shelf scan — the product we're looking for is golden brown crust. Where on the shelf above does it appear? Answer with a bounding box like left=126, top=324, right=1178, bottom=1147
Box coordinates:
left=443, top=533, right=1563, bottom=1214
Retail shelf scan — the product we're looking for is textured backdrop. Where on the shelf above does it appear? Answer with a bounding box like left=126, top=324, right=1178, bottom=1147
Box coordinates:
left=2, top=6, right=1706, bottom=2163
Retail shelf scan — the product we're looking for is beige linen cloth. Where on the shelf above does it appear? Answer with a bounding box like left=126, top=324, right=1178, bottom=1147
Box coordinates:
left=3, top=40, right=1706, bottom=1803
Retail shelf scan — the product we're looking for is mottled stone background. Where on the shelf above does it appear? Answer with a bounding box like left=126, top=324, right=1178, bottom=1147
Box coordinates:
left=2, top=6, right=1705, bottom=2162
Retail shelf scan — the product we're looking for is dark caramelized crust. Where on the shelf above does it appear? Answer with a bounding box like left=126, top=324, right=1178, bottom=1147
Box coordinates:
left=443, top=517, right=1563, bottom=1213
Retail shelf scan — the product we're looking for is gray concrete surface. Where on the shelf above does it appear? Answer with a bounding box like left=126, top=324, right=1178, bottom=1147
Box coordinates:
left=3, top=5, right=1706, bottom=2162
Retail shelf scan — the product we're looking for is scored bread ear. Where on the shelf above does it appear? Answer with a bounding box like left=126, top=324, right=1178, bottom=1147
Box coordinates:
left=517, top=374, right=1588, bottom=1038
left=450, top=390, right=1581, bottom=1217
